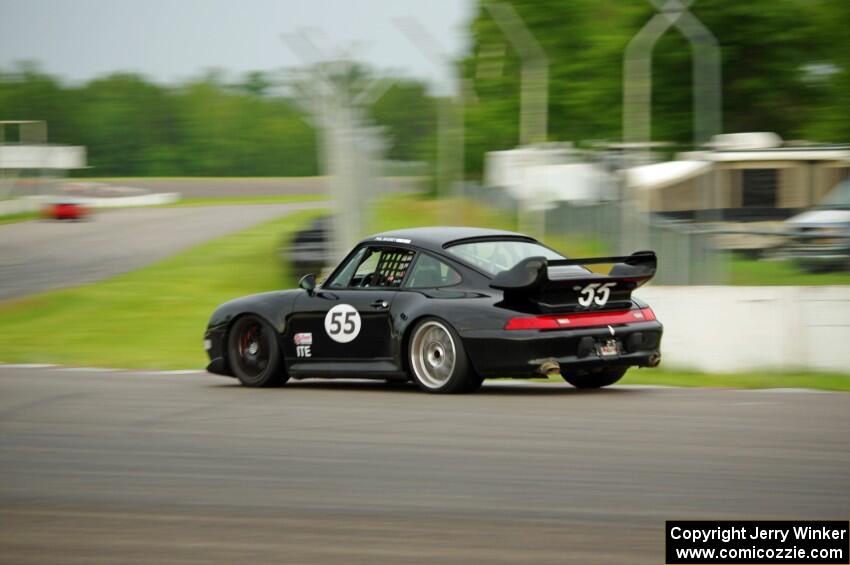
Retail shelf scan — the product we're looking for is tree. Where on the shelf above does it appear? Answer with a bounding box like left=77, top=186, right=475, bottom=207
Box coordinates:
left=461, top=0, right=849, bottom=174
left=0, top=63, right=435, bottom=177
left=370, top=79, right=437, bottom=163
left=802, top=0, right=850, bottom=142
left=648, top=0, right=829, bottom=143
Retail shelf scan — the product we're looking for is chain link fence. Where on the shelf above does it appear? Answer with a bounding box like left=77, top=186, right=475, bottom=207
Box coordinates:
left=465, top=183, right=728, bottom=285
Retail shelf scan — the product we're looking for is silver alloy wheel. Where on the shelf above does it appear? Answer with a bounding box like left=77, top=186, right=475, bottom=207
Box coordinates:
left=410, top=320, right=457, bottom=390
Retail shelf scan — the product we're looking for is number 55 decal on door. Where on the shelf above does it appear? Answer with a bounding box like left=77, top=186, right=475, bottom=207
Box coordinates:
left=324, top=304, right=362, bottom=343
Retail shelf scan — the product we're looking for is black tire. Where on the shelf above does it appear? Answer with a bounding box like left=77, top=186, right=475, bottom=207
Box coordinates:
left=462, top=372, right=485, bottom=393
left=562, top=366, right=627, bottom=389
left=227, top=315, right=288, bottom=387
left=407, top=317, right=477, bottom=394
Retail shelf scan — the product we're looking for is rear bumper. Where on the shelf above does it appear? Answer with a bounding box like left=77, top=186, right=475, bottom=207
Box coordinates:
left=462, top=320, right=663, bottom=378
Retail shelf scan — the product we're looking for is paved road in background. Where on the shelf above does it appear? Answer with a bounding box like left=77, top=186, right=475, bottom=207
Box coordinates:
left=0, top=202, right=321, bottom=301
left=1, top=366, right=847, bottom=564
left=103, top=177, right=422, bottom=198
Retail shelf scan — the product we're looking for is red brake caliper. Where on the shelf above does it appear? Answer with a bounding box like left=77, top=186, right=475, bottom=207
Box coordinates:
left=241, top=325, right=257, bottom=356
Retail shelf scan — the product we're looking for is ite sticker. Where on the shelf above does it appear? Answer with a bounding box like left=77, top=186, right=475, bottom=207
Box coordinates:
left=294, top=332, right=312, bottom=357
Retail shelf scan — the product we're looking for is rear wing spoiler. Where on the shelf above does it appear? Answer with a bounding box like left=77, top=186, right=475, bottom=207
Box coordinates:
left=490, top=251, right=657, bottom=312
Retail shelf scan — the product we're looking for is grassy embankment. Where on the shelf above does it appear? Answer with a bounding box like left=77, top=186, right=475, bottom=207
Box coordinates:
left=728, top=255, right=850, bottom=285
left=373, top=194, right=850, bottom=285
left=0, top=193, right=848, bottom=389
left=158, top=194, right=328, bottom=207
left=0, top=211, right=39, bottom=225
left=4, top=184, right=849, bottom=285
left=0, top=208, right=325, bottom=369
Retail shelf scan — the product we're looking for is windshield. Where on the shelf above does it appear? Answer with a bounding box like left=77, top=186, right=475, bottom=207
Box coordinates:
left=819, top=180, right=850, bottom=209
left=446, top=239, right=566, bottom=276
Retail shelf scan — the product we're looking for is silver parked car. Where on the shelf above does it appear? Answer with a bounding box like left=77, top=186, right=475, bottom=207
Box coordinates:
left=784, top=180, right=850, bottom=271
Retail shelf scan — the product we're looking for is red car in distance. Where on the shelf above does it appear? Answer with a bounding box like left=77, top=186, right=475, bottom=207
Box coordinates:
left=43, top=199, right=90, bottom=221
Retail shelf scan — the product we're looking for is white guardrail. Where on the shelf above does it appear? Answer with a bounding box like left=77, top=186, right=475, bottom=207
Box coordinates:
left=0, top=193, right=180, bottom=216
left=638, top=286, right=850, bottom=373
left=81, top=192, right=181, bottom=208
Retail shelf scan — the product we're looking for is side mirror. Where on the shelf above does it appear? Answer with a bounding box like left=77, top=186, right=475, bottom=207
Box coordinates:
left=298, top=273, right=316, bottom=295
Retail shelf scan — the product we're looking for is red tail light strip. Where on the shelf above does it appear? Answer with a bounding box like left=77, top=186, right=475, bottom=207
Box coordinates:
left=505, top=308, right=656, bottom=330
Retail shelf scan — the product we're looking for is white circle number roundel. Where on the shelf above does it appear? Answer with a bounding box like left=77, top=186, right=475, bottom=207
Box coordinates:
left=324, top=304, right=362, bottom=343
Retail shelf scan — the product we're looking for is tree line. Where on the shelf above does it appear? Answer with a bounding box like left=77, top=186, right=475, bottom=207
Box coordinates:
left=1, top=0, right=847, bottom=178
left=0, top=63, right=437, bottom=177
left=462, top=0, right=850, bottom=171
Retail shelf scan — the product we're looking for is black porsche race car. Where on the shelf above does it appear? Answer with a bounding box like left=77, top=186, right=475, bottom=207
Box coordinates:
left=204, top=227, right=663, bottom=393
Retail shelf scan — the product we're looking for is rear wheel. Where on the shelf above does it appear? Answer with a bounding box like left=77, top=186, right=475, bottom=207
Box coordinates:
left=227, top=315, right=288, bottom=387
left=563, top=367, right=627, bottom=389
left=408, top=318, right=479, bottom=394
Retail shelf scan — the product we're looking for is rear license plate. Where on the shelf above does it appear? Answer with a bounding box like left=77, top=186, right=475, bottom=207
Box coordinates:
left=598, top=339, right=619, bottom=357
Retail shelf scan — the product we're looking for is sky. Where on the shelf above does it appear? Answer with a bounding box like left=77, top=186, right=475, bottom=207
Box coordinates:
left=0, top=0, right=474, bottom=90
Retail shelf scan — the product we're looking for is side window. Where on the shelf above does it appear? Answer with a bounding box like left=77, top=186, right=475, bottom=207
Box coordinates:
left=405, top=254, right=462, bottom=288
left=354, top=251, right=380, bottom=281
left=369, top=248, right=415, bottom=288
left=328, top=246, right=415, bottom=289
left=327, top=247, right=367, bottom=288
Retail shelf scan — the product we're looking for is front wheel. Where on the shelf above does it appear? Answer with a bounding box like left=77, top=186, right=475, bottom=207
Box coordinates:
left=227, top=315, right=288, bottom=387
left=408, top=318, right=480, bottom=394
left=562, top=367, right=627, bottom=389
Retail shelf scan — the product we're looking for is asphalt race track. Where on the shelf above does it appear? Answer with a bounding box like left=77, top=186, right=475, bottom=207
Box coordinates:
left=1, top=365, right=848, bottom=564
left=100, top=177, right=422, bottom=198
left=115, top=177, right=329, bottom=197
left=0, top=202, right=321, bottom=300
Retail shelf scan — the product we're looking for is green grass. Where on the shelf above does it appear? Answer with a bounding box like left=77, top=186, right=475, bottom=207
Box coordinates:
left=729, top=255, right=850, bottom=285
left=160, top=194, right=328, bottom=208
left=374, top=194, right=850, bottom=285
left=0, top=194, right=604, bottom=371
left=0, top=211, right=39, bottom=225
left=370, top=194, right=611, bottom=261
left=531, top=369, right=850, bottom=391
left=621, top=369, right=850, bottom=391
left=369, top=193, right=516, bottom=232
left=0, top=208, right=326, bottom=369
left=1, top=192, right=848, bottom=388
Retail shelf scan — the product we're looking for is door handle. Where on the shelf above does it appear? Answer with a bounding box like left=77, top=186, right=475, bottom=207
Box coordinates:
left=371, top=299, right=389, bottom=309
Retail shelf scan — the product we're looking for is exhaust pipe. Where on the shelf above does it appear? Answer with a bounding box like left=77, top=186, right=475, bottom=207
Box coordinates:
left=647, top=352, right=661, bottom=367
left=537, top=360, right=561, bottom=377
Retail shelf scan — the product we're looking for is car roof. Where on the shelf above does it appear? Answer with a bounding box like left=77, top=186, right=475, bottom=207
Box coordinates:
left=363, top=226, right=534, bottom=252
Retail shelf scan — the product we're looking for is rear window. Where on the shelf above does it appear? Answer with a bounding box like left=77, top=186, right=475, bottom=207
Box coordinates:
left=446, top=239, right=565, bottom=276
left=405, top=254, right=461, bottom=288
